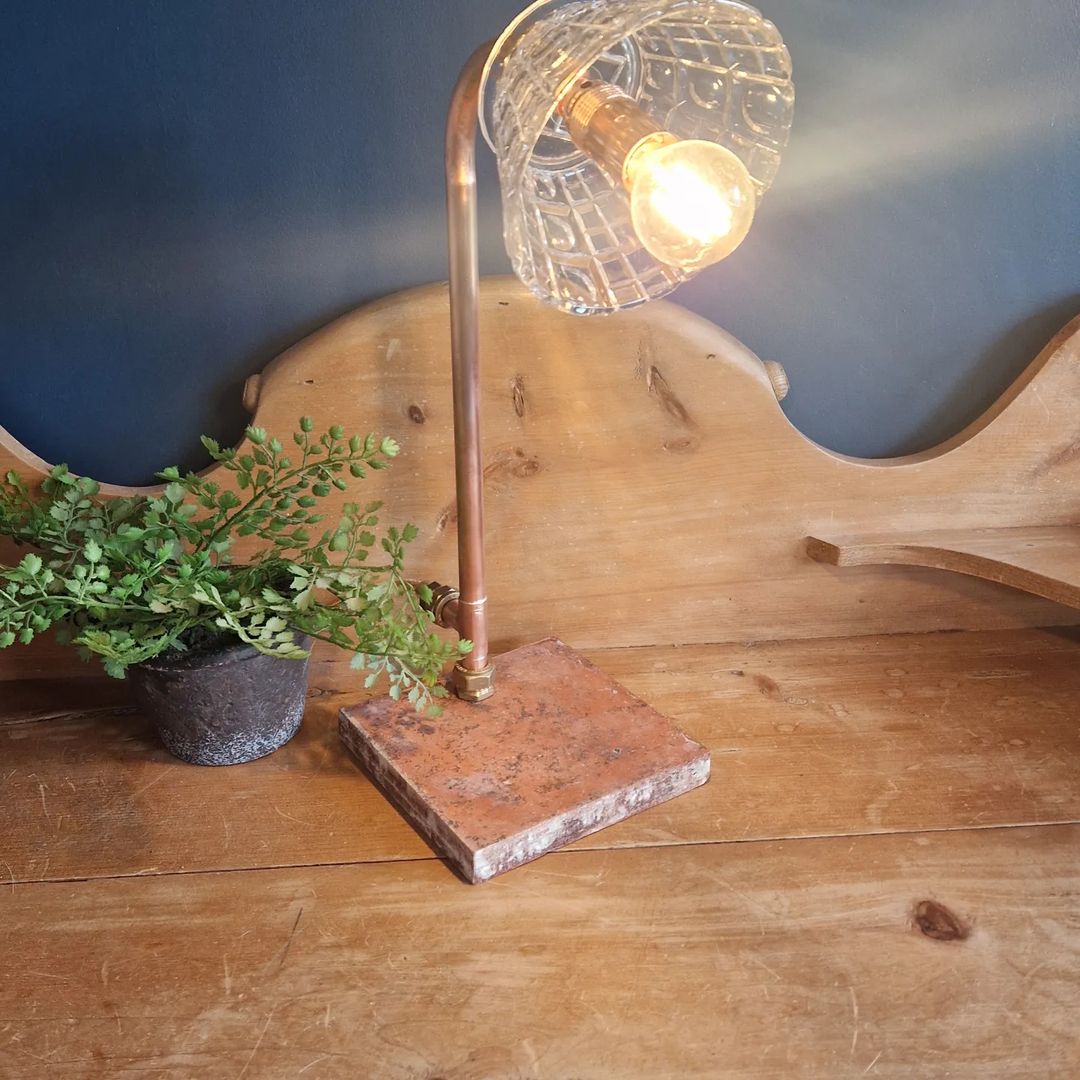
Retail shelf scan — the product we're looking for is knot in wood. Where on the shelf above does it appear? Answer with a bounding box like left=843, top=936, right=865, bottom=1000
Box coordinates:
left=511, top=376, right=526, bottom=418
left=913, top=900, right=969, bottom=942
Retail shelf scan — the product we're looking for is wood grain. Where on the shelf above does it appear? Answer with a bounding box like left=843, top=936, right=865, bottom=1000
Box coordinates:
left=2, top=826, right=1078, bottom=1078
left=3, top=627, right=1077, bottom=886
left=5, top=282, right=1078, bottom=1077
left=2, top=278, right=1078, bottom=683
left=807, top=526, right=1080, bottom=609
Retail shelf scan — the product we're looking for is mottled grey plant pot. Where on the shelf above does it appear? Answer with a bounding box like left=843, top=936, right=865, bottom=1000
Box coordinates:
left=128, top=637, right=311, bottom=766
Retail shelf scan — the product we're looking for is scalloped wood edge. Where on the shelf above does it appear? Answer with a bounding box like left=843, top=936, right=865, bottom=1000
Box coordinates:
left=806, top=527, right=1080, bottom=609
left=2, top=276, right=1078, bottom=676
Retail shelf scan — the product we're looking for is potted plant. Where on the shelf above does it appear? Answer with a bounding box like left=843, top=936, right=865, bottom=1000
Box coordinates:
left=0, top=418, right=468, bottom=765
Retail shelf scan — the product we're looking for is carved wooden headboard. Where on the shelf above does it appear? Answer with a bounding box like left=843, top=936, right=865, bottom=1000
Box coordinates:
left=3, top=276, right=1078, bottom=678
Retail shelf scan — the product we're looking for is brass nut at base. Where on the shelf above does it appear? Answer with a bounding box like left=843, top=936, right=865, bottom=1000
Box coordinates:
left=451, top=662, right=496, bottom=702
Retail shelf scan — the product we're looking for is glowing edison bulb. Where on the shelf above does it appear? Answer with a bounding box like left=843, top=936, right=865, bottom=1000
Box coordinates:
left=627, top=139, right=757, bottom=271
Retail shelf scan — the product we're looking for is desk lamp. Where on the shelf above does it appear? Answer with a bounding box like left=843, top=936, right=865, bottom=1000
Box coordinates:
left=341, top=0, right=794, bottom=882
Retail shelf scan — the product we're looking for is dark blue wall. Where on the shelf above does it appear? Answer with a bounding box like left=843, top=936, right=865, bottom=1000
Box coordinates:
left=2, top=0, right=1078, bottom=484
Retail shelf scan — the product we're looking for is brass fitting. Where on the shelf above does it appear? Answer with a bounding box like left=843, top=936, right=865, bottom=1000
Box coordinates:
left=414, top=581, right=494, bottom=700
left=451, top=661, right=496, bottom=703
left=417, top=581, right=461, bottom=630
left=557, top=78, right=674, bottom=189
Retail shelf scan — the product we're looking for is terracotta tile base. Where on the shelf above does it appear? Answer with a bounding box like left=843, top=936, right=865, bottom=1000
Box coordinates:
left=339, top=638, right=710, bottom=883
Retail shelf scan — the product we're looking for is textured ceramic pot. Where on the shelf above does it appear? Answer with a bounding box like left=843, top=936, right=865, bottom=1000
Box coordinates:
left=129, top=637, right=311, bottom=765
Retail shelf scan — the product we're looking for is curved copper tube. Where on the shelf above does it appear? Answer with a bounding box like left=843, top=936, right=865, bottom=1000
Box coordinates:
left=444, top=43, right=497, bottom=699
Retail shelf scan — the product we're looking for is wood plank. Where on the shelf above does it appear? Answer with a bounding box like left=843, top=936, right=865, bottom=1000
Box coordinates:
left=3, top=278, right=1078, bottom=685
left=808, top=526, right=1080, bottom=610
left=3, top=628, right=1078, bottom=885
left=0, top=676, right=129, bottom=727
left=2, top=826, right=1078, bottom=1077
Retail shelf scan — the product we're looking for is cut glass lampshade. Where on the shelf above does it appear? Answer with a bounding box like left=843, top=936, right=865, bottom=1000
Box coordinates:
left=481, top=0, right=794, bottom=315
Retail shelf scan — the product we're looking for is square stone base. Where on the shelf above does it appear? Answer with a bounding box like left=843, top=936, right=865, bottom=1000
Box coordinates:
left=339, top=639, right=710, bottom=882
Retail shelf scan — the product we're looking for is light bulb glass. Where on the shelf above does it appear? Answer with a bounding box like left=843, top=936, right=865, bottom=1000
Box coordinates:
left=628, top=139, right=757, bottom=270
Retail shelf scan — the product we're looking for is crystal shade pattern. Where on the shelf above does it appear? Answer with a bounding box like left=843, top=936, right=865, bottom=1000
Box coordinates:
left=484, top=0, right=794, bottom=314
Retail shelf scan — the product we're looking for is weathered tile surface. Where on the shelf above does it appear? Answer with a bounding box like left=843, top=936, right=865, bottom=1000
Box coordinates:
left=340, top=639, right=710, bottom=881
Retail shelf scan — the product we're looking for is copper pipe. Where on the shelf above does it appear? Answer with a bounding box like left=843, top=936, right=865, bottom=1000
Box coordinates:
left=441, top=56, right=644, bottom=701
left=445, top=43, right=496, bottom=701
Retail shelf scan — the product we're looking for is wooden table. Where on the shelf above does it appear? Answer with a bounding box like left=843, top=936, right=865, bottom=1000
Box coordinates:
left=3, top=279, right=1079, bottom=1074
left=3, top=627, right=1079, bottom=1078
